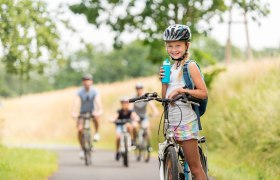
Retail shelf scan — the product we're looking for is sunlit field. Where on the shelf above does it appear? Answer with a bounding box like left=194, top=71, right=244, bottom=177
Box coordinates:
left=0, top=76, right=161, bottom=147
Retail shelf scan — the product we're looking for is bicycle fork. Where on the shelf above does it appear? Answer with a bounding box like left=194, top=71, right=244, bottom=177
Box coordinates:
left=158, top=141, right=169, bottom=180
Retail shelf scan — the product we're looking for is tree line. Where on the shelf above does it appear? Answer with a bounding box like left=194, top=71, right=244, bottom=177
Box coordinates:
left=0, top=0, right=273, bottom=97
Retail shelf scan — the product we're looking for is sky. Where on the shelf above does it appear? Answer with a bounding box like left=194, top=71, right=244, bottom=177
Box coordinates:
left=45, top=0, right=280, bottom=52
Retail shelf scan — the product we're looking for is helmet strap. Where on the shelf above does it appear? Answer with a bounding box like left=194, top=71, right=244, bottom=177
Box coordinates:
left=169, top=49, right=188, bottom=61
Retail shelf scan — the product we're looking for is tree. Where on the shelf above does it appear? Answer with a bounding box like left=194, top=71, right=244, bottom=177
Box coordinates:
left=0, top=0, right=62, bottom=94
left=70, top=0, right=227, bottom=63
left=54, top=42, right=158, bottom=89
left=225, top=0, right=270, bottom=62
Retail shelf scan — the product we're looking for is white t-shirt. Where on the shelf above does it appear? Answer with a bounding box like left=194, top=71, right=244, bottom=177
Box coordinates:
left=166, top=65, right=197, bottom=126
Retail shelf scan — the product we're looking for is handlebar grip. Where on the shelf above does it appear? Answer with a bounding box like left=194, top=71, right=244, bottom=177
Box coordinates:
left=186, top=94, right=203, bottom=103
left=129, top=97, right=142, bottom=103
left=129, top=92, right=158, bottom=103
left=172, top=94, right=184, bottom=101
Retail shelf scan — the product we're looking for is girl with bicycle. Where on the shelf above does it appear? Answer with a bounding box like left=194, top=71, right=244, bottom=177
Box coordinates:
left=160, top=24, right=208, bottom=180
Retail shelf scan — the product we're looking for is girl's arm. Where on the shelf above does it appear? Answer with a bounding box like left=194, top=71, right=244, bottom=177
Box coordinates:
left=168, top=62, right=208, bottom=99
left=162, top=84, right=168, bottom=98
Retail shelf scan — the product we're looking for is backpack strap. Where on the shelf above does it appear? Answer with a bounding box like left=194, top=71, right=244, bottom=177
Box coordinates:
left=183, top=60, right=203, bottom=130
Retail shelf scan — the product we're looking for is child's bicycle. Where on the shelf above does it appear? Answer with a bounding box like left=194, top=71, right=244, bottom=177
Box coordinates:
left=129, top=92, right=208, bottom=180
left=114, top=119, right=133, bottom=167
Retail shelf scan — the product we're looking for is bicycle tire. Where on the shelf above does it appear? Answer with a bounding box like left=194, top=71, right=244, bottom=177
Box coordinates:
left=137, top=148, right=142, bottom=161
left=137, top=130, right=150, bottom=162
left=84, top=131, right=92, bottom=166
left=144, top=138, right=150, bottom=163
left=198, top=146, right=208, bottom=178
left=123, top=135, right=129, bottom=167
left=164, top=146, right=179, bottom=180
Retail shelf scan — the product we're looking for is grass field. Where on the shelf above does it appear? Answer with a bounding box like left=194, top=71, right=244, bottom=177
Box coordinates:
left=0, top=58, right=279, bottom=179
left=202, top=59, right=280, bottom=179
left=0, top=76, right=161, bottom=147
left=0, top=145, right=57, bottom=180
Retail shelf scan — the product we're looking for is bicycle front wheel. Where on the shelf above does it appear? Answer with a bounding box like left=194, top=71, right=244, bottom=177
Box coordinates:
left=164, top=146, right=179, bottom=180
left=83, top=131, right=92, bottom=166
left=143, top=137, right=150, bottom=162
left=123, top=135, right=129, bottom=167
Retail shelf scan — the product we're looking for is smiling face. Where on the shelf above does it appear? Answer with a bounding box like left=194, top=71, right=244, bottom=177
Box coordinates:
left=166, top=41, right=189, bottom=60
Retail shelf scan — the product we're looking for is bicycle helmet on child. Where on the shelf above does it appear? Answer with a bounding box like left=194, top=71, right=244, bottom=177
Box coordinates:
left=163, top=24, right=191, bottom=61
left=135, top=82, right=144, bottom=89
left=120, top=96, right=129, bottom=103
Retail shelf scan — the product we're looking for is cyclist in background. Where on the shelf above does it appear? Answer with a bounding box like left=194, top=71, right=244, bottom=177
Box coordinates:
left=132, top=83, right=159, bottom=139
left=72, top=74, right=103, bottom=158
left=112, top=97, right=139, bottom=161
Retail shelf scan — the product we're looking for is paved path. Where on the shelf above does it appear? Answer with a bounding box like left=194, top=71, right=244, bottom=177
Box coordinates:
left=50, top=148, right=160, bottom=180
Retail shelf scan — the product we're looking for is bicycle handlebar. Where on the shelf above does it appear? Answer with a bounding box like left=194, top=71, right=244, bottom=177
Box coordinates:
left=128, top=92, right=158, bottom=103
left=129, top=92, right=200, bottom=106
left=114, top=119, right=131, bottom=125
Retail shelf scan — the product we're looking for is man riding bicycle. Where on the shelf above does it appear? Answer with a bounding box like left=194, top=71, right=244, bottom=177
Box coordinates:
left=72, top=74, right=103, bottom=158
left=131, top=83, right=159, bottom=140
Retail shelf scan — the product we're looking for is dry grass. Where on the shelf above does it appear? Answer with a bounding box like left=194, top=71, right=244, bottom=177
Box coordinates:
left=0, top=76, right=161, bottom=146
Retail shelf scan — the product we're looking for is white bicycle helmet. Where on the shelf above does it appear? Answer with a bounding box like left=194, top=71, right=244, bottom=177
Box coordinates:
left=163, top=24, right=191, bottom=42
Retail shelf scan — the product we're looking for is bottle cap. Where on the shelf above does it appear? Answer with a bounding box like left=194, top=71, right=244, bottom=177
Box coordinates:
left=163, top=58, right=170, bottom=65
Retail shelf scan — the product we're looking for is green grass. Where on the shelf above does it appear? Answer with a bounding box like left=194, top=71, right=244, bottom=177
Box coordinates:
left=0, top=145, right=57, bottom=180
left=202, top=60, right=280, bottom=179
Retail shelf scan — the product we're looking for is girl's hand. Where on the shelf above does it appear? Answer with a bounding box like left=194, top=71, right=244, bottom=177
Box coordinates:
left=168, top=88, right=183, bottom=99
left=159, top=67, right=165, bottom=80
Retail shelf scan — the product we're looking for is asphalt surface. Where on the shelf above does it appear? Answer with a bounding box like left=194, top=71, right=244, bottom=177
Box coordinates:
left=50, top=148, right=160, bottom=180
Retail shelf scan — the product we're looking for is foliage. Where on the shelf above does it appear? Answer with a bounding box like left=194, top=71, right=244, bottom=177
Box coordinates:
left=0, top=0, right=62, bottom=79
left=0, top=63, right=54, bottom=97
left=0, top=145, right=57, bottom=179
left=232, top=0, right=270, bottom=24
left=54, top=41, right=158, bottom=88
left=70, top=0, right=227, bottom=63
left=202, top=60, right=280, bottom=179
left=253, top=47, right=280, bottom=59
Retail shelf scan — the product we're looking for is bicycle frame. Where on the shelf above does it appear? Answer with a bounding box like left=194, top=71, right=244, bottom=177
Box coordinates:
left=80, top=112, right=93, bottom=166
left=119, top=125, right=132, bottom=153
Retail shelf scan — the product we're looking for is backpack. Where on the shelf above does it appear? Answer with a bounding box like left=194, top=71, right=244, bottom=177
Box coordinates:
left=182, top=60, right=208, bottom=130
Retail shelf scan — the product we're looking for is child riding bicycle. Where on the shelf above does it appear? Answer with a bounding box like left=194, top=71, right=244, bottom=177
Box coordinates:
left=112, top=97, right=140, bottom=161
left=159, top=24, right=208, bottom=180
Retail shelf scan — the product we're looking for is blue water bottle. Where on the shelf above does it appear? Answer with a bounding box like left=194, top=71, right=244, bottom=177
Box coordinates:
left=161, top=58, right=171, bottom=84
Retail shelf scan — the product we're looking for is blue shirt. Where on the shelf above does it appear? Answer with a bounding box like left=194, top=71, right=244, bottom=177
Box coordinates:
left=77, top=86, right=98, bottom=113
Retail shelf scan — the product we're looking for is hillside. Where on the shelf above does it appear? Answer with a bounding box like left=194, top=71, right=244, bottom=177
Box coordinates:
left=0, top=76, right=161, bottom=147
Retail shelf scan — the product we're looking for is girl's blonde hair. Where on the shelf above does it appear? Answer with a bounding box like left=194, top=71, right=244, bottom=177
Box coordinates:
left=177, top=51, right=190, bottom=80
